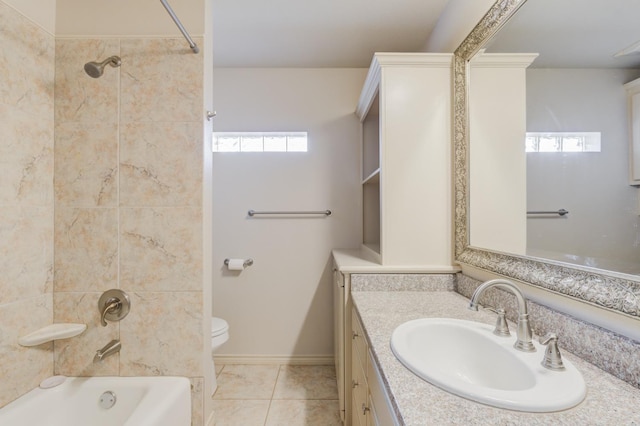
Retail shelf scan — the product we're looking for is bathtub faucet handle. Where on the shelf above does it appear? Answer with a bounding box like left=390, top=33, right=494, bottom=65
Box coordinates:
left=98, top=289, right=131, bottom=327
left=100, top=299, right=120, bottom=327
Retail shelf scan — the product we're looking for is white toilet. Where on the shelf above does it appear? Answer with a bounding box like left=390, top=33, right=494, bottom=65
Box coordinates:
left=211, top=317, right=229, bottom=354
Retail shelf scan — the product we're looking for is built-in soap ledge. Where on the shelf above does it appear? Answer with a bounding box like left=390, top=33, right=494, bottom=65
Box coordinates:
left=18, top=323, right=87, bottom=347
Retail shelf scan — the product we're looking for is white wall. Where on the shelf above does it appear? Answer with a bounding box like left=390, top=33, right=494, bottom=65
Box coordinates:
left=212, top=68, right=365, bottom=358
left=422, top=0, right=494, bottom=53
left=56, top=0, right=203, bottom=36
left=3, top=0, right=55, bottom=33
left=527, top=68, right=640, bottom=272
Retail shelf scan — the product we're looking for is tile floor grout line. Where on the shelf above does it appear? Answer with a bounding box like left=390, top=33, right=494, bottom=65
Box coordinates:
left=263, top=364, right=283, bottom=426
left=263, top=398, right=273, bottom=426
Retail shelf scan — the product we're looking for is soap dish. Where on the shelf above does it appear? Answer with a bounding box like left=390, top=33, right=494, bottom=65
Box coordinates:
left=18, top=323, right=87, bottom=347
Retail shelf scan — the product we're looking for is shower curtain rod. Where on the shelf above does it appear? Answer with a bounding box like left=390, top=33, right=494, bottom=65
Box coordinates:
left=159, top=0, right=199, bottom=54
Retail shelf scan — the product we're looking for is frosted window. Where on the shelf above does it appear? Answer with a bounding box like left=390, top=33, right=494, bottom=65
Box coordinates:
left=215, top=136, right=240, bottom=152
left=561, top=136, right=583, bottom=152
left=241, top=136, right=263, bottom=152
left=525, top=136, right=538, bottom=152
left=287, top=135, right=308, bottom=152
left=538, top=136, right=559, bottom=152
left=525, top=132, right=601, bottom=153
left=264, top=136, right=287, bottom=152
left=213, top=132, right=308, bottom=153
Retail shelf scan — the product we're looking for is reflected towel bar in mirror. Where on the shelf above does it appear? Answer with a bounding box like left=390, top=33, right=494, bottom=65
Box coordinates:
left=526, top=209, right=569, bottom=216
left=248, top=210, right=332, bottom=217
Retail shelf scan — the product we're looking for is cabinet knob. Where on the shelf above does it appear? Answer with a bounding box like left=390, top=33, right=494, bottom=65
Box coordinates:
left=352, top=331, right=359, bottom=340
left=362, top=403, right=370, bottom=415
left=352, top=380, right=359, bottom=388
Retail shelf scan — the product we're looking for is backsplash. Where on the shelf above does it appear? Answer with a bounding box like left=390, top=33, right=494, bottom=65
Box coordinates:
left=351, top=274, right=455, bottom=292
left=457, top=273, right=640, bottom=388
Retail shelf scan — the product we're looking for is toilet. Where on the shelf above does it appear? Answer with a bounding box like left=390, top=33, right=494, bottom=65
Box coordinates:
left=211, top=317, right=229, bottom=354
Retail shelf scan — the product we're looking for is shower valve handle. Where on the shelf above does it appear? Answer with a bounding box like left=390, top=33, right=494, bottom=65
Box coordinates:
left=98, top=289, right=131, bottom=327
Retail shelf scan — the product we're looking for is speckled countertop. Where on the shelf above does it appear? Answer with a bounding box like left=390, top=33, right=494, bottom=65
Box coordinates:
left=352, top=291, right=640, bottom=425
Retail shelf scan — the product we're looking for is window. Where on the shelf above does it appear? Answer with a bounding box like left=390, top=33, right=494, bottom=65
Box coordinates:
left=213, top=132, right=308, bottom=152
left=525, top=132, right=601, bottom=153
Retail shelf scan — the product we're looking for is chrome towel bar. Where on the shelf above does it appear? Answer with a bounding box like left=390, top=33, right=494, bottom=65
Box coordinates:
left=248, top=209, right=332, bottom=217
left=527, top=209, right=569, bottom=216
left=159, top=0, right=199, bottom=53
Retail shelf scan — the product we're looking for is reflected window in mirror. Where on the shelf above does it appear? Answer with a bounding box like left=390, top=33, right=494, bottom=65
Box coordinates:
left=525, top=132, right=601, bottom=153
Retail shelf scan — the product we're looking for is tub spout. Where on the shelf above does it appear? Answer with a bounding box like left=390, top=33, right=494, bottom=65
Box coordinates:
left=94, top=339, right=121, bottom=362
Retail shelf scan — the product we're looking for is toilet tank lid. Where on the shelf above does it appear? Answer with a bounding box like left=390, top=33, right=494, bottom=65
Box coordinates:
left=211, top=317, right=229, bottom=336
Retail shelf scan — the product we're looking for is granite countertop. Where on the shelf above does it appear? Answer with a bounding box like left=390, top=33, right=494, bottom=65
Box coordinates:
left=352, top=291, right=640, bottom=425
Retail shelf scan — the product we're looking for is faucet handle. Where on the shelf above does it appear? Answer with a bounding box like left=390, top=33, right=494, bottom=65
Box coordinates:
left=98, top=289, right=131, bottom=327
left=485, top=307, right=510, bottom=337
left=539, top=333, right=565, bottom=371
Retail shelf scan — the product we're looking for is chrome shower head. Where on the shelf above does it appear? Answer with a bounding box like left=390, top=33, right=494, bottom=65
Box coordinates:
left=84, top=55, right=121, bottom=78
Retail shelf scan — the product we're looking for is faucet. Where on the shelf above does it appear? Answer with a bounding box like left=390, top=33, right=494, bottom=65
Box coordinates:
left=469, top=279, right=536, bottom=352
left=100, top=298, right=121, bottom=327
left=94, top=339, right=121, bottom=362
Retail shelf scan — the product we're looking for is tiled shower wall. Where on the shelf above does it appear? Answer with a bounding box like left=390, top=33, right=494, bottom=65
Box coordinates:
left=0, top=2, right=55, bottom=407
left=53, top=37, right=205, bottom=422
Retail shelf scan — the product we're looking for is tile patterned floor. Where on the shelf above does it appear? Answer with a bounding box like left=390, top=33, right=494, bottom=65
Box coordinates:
left=212, top=364, right=342, bottom=426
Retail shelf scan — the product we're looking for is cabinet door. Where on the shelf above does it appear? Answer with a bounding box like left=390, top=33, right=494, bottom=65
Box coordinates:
left=367, top=349, right=398, bottom=426
left=367, top=394, right=379, bottom=426
left=333, top=267, right=345, bottom=422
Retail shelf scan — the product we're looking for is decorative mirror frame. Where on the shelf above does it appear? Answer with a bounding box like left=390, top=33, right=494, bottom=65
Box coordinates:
left=453, top=0, right=640, bottom=318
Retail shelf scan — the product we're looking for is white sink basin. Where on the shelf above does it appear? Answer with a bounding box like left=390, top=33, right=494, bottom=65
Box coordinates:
left=390, top=318, right=586, bottom=412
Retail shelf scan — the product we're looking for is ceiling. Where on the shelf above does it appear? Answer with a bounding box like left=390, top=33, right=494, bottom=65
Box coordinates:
left=212, top=0, right=450, bottom=68
left=486, top=0, right=640, bottom=69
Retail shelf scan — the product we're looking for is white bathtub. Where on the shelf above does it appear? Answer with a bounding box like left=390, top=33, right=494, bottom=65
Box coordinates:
left=0, top=376, right=191, bottom=426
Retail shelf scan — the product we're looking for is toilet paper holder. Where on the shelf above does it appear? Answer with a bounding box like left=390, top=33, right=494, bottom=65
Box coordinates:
left=224, top=258, right=254, bottom=268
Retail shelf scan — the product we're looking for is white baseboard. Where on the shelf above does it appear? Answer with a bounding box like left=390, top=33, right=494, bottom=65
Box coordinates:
left=213, top=354, right=334, bottom=365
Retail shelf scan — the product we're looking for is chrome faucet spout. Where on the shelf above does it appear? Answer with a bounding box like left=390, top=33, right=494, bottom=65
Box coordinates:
left=94, top=339, right=121, bottom=362
left=469, top=279, right=536, bottom=352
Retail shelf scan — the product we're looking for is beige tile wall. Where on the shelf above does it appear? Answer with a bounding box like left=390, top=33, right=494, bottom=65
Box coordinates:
left=0, top=2, right=55, bottom=407
left=0, top=3, right=206, bottom=421
left=53, top=37, right=205, bottom=423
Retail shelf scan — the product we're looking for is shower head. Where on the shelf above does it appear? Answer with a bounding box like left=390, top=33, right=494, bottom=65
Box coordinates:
left=84, top=56, right=121, bottom=78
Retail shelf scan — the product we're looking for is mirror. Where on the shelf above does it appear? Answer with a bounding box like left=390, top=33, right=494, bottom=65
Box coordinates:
left=453, top=0, right=640, bottom=319
left=475, top=0, right=640, bottom=274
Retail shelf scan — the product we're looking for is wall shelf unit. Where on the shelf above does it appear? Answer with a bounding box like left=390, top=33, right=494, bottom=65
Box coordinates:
left=356, top=53, right=454, bottom=266
left=362, top=169, right=380, bottom=185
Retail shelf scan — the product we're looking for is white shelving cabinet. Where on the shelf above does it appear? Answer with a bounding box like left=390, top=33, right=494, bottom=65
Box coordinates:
left=356, top=53, right=454, bottom=267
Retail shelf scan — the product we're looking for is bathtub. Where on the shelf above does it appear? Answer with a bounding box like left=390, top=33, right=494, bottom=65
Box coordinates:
left=0, top=376, right=191, bottom=426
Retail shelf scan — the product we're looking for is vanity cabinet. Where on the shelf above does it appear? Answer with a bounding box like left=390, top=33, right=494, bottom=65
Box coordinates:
left=351, top=308, right=397, bottom=426
left=335, top=267, right=397, bottom=425
left=333, top=265, right=351, bottom=423
left=356, top=53, right=453, bottom=267
left=624, top=77, right=640, bottom=185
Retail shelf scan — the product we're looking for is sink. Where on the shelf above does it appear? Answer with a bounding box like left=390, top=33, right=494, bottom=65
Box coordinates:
left=390, top=318, right=586, bottom=412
